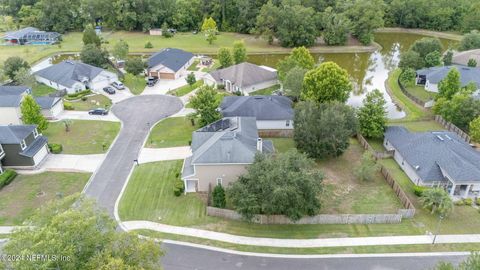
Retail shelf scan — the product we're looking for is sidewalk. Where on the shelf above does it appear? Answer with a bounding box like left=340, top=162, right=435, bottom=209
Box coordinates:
left=121, top=220, right=480, bottom=248
left=138, top=147, right=191, bottom=164
left=54, top=111, right=120, bottom=122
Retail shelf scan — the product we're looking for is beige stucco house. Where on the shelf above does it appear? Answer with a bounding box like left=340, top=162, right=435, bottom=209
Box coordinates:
left=147, top=48, right=194, bottom=79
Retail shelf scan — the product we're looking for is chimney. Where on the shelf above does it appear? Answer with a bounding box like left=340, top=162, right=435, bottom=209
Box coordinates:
left=256, top=138, right=263, bottom=152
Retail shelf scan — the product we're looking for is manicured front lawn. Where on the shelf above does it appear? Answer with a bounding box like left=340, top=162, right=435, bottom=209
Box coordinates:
left=32, top=84, right=56, bottom=96
left=122, top=73, right=146, bottom=95
left=43, top=120, right=120, bottom=154
left=66, top=94, right=112, bottom=111
left=146, top=117, right=198, bottom=148
left=168, top=80, right=204, bottom=97
left=405, top=84, right=437, bottom=102
left=0, top=172, right=90, bottom=225
left=249, top=84, right=281, bottom=96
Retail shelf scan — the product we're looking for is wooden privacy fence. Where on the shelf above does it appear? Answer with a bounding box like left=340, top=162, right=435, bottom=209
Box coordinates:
left=356, top=134, right=393, bottom=159
left=434, top=115, right=471, bottom=143
left=380, top=166, right=416, bottom=217
left=397, top=78, right=427, bottom=107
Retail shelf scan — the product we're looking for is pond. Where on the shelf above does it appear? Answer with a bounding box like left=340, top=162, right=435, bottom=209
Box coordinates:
left=248, top=32, right=458, bottom=119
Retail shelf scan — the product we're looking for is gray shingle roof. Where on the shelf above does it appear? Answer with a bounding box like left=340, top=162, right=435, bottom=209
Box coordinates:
left=416, top=65, right=480, bottom=88
left=147, top=48, right=194, bottom=72
left=20, top=135, right=48, bottom=157
left=34, top=96, right=61, bottom=109
left=220, top=95, right=294, bottom=120
left=0, top=86, right=31, bottom=96
left=0, top=125, right=37, bottom=144
left=0, top=95, right=22, bottom=107
left=209, top=62, right=277, bottom=88
left=34, top=61, right=106, bottom=87
left=385, top=126, right=480, bottom=183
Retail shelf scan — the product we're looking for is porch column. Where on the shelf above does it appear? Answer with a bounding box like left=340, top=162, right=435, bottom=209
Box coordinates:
left=465, top=184, right=472, bottom=198
left=449, top=184, right=456, bottom=196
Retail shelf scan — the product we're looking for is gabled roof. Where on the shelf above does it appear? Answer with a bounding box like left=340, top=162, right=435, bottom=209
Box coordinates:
left=147, top=48, right=194, bottom=72
left=220, top=95, right=294, bottom=120
left=20, top=136, right=48, bottom=157
left=208, top=62, right=278, bottom=88
left=34, top=96, right=61, bottom=109
left=0, top=95, right=23, bottom=107
left=0, top=86, right=31, bottom=96
left=0, top=125, right=37, bottom=144
left=34, top=61, right=107, bottom=87
left=416, top=65, right=480, bottom=88
left=385, top=126, right=480, bottom=183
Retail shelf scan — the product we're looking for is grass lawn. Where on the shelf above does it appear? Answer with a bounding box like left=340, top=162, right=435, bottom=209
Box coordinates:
left=388, top=120, right=445, bottom=132
left=32, top=84, right=56, bottom=96
left=405, top=84, right=437, bottom=102
left=43, top=120, right=120, bottom=154
left=146, top=117, right=198, bottom=148
left=66, top=94, right=112, bottom=111
left=123, top=73, right=146, bottom=95
left=187, top=60, right=200, bottom=71
left=168, top=80, right=204, bottom=97
left=0, top=172, right=90, bottom=225
left=201, top=60, right=221, bottom=73
left=249, top=84, right=281, bottom=96
left=267, top=137, right=295, bottom=153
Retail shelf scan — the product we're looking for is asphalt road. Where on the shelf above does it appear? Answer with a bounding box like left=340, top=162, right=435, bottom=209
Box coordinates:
left=161, top=242, right=467, bottom=270
left=83, top=95, right=183, bottom=216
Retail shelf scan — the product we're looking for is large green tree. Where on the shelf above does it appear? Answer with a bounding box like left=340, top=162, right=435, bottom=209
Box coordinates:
left=172, top=0, right=203, bottom=31
left=470, top=116, right=480, bottom=143
left=358, top=89, right=387, bottom=139
left=201, top=17, right=218, bottom=45
left=459, top=31, right=480, bottom=51
left=255, top=0, right=279, bottom=45
left=232, top=40, right=247, bottom=64
left=125, top=58, right=146, bottom=75
left=189, top=85, right=222, bottom=126
left=420, top=187, right=453, bottom=216
left=13, top=67, right=36, bottom=88
left=437, top=67, right=461, bottom=100
left=302, top=61, right=352, bottom=103
left=461, top=3, right=480, bottom=33
left=82, top=24, right=101, bottom=47
left=433, top=93, right=480, bottom=131
left=398, top=50, right=423, bottom=70
left=80, top=44, right=109, bottom=68
left=1, top=195, right=163, bottom=270
left=424, top=51, right=442, bottom=67
left=3, top=56, right=30, bottom=80
left=294, top=101, right=358, bottom=159
left=283, top=67, right=307, bottom=100
left=321, top=7, right=350, bottom=46
left=218, top=47, right=233, bottom=68
left=410, top=37, right=443, bottom=61
left=345, top=0, right=384, bottom=45
left=20, top=95, right=48, bottom=131
left=277, top=46, right=315, bottom=81
left=112, top=39, right=129, bottom=60
left=275, top=1, right=318, bottom=47
left=228, top=150, right=324, bottom=221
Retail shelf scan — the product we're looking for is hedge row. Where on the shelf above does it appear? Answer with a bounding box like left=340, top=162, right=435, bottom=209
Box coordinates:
left=0, top=169, right=17, bottom=190
left=64, top=89, right=92, bottom=100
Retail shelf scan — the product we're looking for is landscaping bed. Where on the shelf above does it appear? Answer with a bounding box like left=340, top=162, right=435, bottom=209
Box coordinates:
left=43, top=120, right=120, bottom=154
left=0, top=172, right=90, bottom=225
left=64, top=94, right=112, bottom=111
left=146, top=117, right=198, bottom=148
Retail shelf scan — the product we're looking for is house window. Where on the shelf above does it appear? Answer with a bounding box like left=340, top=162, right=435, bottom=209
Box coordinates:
left=33, top=128, right=39, bottom=138
left=286, top=120, right=290, bottom=127
left=216, top=178, right=223, bottom=186
left=20, top=140, right=27, bottom=150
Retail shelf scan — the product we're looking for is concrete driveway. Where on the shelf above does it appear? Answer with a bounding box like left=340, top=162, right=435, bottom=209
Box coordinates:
left=41, top=154, right=105, bottom=173
left=142, top=71, right=205, bottom=95
left=54, top=111, right=120, bottom=122
left=138, top=147, right=191, bottom=164
left=83, top=95, right=183, bottom=217
left=97, top=88, right=134, bottom=104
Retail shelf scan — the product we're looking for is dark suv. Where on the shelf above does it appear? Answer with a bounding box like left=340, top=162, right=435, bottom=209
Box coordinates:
left=88, top=108, right=109, bottom=115
left=147, top=76, right=158, bottom=87
left=103, top=86, right=116, bottom=95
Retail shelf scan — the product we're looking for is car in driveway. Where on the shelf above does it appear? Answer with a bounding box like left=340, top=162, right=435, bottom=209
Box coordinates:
left=111, top=81, right=125, bottom=90
left=147, top=76, right=158, bottom=87
left=103, top=86, right=116, bottom=95
left=88, top=108, right=109, bottom=115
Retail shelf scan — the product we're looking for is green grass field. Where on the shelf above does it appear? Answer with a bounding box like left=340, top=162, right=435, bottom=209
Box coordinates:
left=404, top=84, right=437, bottom=102
left=32, top=84, right=56, bottom=96
left=43, top=120, right=120, bottom=154
left=123, top=73, right=146, bottom=95
left=249, top=84, right=281, bottom=96
left=168, top=80, right=204, bottom=97
left=66, top=94, right=112, bottom=111
left=146, top=117, right=198, bottom=148
left=0, top=172, right=90, bottom=225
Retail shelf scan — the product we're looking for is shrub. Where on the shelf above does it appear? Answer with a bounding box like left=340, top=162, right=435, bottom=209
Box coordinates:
left=48, top=143, right=63, bottom=154
left=81, top=96, right=88, bottom=101
left=65, top=90, right=92, bottom=100
left=173, top=179, right=184, bottom=197
left=464, top=198, right=473, bottom=206
left=63, top=102, right=74, bottom=110
left=212, top=184, right=226, bottom=208
left=144, top=41, right=153, bottom=49
left=0, top=169, right=17, bottom=189
left=413, top=185, right=428, bottom=197
left=476, top=198, right=480, bottom=206
left=454, top=200, right=465, bottom=206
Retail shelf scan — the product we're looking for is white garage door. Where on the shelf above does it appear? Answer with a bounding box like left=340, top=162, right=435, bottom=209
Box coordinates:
left=185, top=180, right=198, bottom=193
left=33, top=145, right=49, bottom=166
left=51, top=102, right=64, bottom=118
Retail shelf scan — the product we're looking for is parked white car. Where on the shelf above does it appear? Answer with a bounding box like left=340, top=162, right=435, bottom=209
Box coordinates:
left=111, top=81, right=125, bottom=90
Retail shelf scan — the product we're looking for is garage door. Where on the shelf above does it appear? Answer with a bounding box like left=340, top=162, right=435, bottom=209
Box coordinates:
left=51, top=102, right=64, bottom=118
left=159, top=72, right=175, bottom=80
left=33, top=145, right=49, bottom=166
left=185, top=180, right=198, bottom=193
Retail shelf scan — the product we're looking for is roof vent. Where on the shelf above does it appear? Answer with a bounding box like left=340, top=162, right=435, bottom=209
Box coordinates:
left=415, top=165, right=420, bottom=170
left=444, top=134, right=452, bottom=140
left=436, top=135, right=444, bottom=141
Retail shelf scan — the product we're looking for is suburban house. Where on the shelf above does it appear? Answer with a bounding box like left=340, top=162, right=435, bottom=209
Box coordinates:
left=0, top=125, right=49, bottom=171
left=181, top=117, right=274, bottom=193
left=0, top=86, right=31, bottom=96
left=35, top=60, right=118, bottom=94
left=452, top=49, right=480, bottom=66
left=3, top=27, right=60, bottom=45
left=34, top=97, right=64, bottom=119
left=147, top=48, right=194, bottom=79
left=0, top=95, right=23, bottom=125
left=204, top=62, right=278, bottom=95
left=415, top=65, right=480, bottom=93
left=384, top=126, right=480, bottom=199
left=219, top=95, right=294, bottom=136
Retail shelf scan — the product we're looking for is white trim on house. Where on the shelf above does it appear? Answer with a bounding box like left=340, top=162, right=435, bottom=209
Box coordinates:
left=20, top=140, right=27, bottom=150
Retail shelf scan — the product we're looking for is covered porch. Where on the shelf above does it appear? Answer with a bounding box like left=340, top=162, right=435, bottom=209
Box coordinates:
left=446, top=181, right=480, bottom=200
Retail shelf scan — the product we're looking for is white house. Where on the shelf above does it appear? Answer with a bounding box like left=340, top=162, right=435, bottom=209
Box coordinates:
left=147, top=48, right=194, bottom=79
left=204, top=62, right=278, bottom=95
left=34, top=97, right=64, bottom=119
left=0, top=95, right=23, bottom=125
left=34, top=61, right=118, bottom=94
left=416, top=65, right=480, bottom=93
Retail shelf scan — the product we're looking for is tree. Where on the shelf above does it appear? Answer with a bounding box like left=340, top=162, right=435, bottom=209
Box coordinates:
left=227, top=150, right=324, bottom=221
left=302, top=62, right=352, bottom=103
left=80, top=44, right=109, bottom=68
left=467, top=58, right=477, bottom=67
left=232, top=40, right=247, bottom=64
left=275, top=1, right=318, bottom=47
left=294, top=101, right=358, bottom=159
left=437, top=67, right=461, bottom=100
left=1, top=195, right=162, bottom=270
left=354, top=152, right=380, bottom=181
left=189, top=85, right=222, bottom=127
left=173, top=0, right=203, bottom=32
left=459, top=31, right=480, bottom=51
left=112, top=39, right=129, bottom=60
left=218, top=47, right=233, bottom=68
left=20, top=95, right=48, bottom=131
left=434, top=93, right=480, bottom=131
left=277, top=46, right=315, bottom=81
left=321, top=7, right=350, bottom=46
left=13, top=67, right=36, bottom=88
left=462, top=3, right=480, bottom=33
left=3, top=56, right=30, bottom=80
left=82, top=24, right=101, bottom=47
left=125, top=58, right=146, bottom=75
left=255, top=0, right=279, bottom=45
left=345, top=0, right=384, bottom=45
left=398, top=50, right=423, bottom=70
left=201, top=17, right=218, bottom=45
left=470, top=117, right=480, bottom=143
left=358, top=89, right=387, bottom=139
left=420, top=187, right=453, bottom=216
left=212, top=184, right=226, bottom=208
left=425, top=51, right=442, bottom=67
left=186, top=72, right=196, bottom=88
left=63, top=119, right=73, bottom=132
left=399, top=68, right=416, bottom=87
left=410, top=37, right=443, bottom=60
left=161, top=22, right=173, bottom=38
left=283, top=67, right=307, bottom=100
left=443, top=50, right=453, bottom=66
